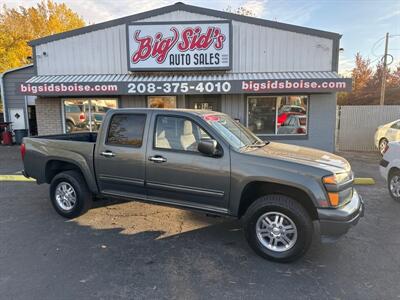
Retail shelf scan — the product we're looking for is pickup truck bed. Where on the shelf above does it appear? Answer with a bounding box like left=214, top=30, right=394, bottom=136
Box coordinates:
left=23, top=132, right=98, bottom=192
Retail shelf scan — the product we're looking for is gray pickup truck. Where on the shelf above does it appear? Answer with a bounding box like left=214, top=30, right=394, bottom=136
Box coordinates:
left=21, top=108, right=364, bottom=262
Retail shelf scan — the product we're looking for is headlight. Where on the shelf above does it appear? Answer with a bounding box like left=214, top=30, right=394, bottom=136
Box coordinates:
left=322, top=172, right=352, bottom=185
left=322, top=172, right=353, bottom=207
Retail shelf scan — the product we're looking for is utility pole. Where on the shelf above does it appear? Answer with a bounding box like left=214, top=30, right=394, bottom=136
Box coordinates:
left=380, top=32, right=389, bottom=105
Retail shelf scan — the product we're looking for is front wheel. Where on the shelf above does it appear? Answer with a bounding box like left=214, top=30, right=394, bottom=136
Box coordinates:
left=50, top=170, right=92, bottom=218
left=388, top=170, right=400, bottom=202
left=243, top=194, right=313, bottom=262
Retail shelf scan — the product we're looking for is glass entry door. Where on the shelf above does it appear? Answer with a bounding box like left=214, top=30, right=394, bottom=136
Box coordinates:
left=186, top=95, right=221, bottom=111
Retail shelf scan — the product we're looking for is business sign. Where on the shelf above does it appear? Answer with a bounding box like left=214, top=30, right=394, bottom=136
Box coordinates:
left=19, top=78, right=352, bottom=96
left=126, top=21, right=232, bottom=71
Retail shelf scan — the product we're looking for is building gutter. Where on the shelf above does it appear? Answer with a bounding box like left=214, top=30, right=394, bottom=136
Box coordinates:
left=0, top=64, right=33, bottom=122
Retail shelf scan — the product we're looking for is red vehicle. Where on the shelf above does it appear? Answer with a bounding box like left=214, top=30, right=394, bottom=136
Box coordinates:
left=277, top=105, right=306, bottom=126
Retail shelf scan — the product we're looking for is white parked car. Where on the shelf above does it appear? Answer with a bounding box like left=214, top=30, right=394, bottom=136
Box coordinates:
left=380, top=141, right=400, bottom=202
left=374, top=119, right=400, bottom=155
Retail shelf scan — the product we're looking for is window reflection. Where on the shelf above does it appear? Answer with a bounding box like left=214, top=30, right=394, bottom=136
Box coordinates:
left=63, top=98, right=118, bottom=133
left=148, top=96, right=176, bottom=108
left=247, top=96, right=308, bottom=135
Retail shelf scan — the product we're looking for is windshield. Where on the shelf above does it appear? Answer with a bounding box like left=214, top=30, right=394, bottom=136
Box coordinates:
left=202, top=114, right=265, bottom=149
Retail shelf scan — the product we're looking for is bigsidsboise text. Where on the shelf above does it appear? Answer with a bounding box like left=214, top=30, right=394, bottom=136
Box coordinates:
left=20, top=83, right=118, bottom=94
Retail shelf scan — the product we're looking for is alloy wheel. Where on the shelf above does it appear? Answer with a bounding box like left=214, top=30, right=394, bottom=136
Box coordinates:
left=255, top=211, right=298, bottom=252
left=55, top=182, right=77, bottom=211
left=390, top=175, right=400, bottom=198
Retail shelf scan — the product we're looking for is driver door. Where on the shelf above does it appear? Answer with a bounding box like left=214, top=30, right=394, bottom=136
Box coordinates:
left=145, top=112, right=230, bottom=212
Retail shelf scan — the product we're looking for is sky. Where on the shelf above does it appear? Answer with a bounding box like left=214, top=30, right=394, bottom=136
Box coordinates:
left=2, top=0, right=400, bottom=75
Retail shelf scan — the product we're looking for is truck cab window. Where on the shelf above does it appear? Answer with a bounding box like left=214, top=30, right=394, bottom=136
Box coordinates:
left=154, top=116, right=211, bottom=152
left=106, top=114, right=146, bottom=147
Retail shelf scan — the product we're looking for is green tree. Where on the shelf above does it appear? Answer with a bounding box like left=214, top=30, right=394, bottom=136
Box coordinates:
left=0, top=0, right=85, bottom=73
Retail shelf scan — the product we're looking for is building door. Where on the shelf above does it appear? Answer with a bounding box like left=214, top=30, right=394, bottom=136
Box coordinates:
left=28, top=106, right=38, bottom=136
left=186, top=95, right=221, bottom=111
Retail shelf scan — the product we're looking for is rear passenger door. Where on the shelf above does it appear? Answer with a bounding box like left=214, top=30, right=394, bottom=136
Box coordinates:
left=145, top=113, right=231, bottom=212
left=95, top=111, right=150, bottom=199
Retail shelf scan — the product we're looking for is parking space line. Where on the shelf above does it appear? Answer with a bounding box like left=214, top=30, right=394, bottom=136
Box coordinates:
left=354, top=178, right=375, bottom=185
left=0, top=175, right=36, bottom=182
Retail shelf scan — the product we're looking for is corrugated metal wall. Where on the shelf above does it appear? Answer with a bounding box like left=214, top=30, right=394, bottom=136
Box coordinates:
left=3, top=66, right=34, bottom=109
left=35, top=10, right=333, bottom=75
left=3, top=66, right=35, bottom=125
left=120, top=95, right=146, bottom=108
left=221, top=94, right=245, bottom=122
left=337, top=105, right=400, bottom=151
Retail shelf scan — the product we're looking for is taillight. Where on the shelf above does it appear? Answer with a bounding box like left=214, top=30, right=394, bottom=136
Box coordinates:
left=20, top=143, right=26, bottom=161
left=297, top=127, right=305, bottom=134
left=382, top=144, right=389, bottom=154
left=79, top=113, right=86, bottom=121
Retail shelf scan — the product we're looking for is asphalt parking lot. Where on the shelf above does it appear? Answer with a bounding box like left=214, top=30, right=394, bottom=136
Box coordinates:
left=1, top=146, right=400, bottom=299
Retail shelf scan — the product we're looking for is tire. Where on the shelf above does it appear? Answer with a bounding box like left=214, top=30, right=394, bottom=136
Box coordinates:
left=242, top=194, right=313, bottom=263
left=49, top=170, right=92, bottom=218
left=388, top=169, right=400, bottom=202
left=66, top=121, right=74, bottom=133
left=379, top=138, right=388, bottom=155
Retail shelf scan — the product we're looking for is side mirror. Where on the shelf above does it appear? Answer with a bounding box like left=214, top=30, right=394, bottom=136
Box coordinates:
left=198, top=139, right=220, bottom=157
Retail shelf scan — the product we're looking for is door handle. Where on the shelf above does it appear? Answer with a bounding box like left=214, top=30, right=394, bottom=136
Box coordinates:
left=100, top=151, right=115, bottom=158
left=148, top=155, right=167, bottom=163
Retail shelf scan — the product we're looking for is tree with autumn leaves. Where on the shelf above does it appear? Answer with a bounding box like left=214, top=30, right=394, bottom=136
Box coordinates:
left=0, top=0, right=85, bottom=73
left=0, top=0, right=84, bottom=112
left=338, top=53, right=400, bottom=105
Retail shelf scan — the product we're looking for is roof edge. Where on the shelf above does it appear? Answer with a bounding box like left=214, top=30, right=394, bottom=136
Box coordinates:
left=29, top=2, right=341, bottom=47
left=1, top=64, right=34, bottom=78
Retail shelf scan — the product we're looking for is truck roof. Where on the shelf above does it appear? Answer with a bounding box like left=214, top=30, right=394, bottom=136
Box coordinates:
left=109, top=108, right=224, bottom=116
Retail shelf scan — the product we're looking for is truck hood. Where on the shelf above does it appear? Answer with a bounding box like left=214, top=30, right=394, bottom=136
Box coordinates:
left=246, top=142, right=351, bottom=173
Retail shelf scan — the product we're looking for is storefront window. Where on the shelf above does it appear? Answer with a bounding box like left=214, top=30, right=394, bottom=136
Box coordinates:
left=247, top=96, right=308, bottom=135
left=63, top=98, right=118, bottom=133
left=148, top=96, right=176, bottom=108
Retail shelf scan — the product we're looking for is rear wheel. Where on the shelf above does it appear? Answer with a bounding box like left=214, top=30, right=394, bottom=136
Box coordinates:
left=50, top=170, right=92, bottom=218
left=379, top=138, right=388, bottom=155
left=243, top=194, right=313, bottom=262
left=388, top=169, right=400, bottom=202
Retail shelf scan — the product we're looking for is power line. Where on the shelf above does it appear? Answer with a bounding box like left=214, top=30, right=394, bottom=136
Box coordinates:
left=371, top=35, right=386, bottom=57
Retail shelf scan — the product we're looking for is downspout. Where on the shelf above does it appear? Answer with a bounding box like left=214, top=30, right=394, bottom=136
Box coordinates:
left=0, top=72, right=8, bottom=122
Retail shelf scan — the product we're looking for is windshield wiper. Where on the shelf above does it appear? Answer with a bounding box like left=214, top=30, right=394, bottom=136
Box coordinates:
left=252, top=140, right=266, bottom=147
left=240, top=140, right=266, bottom=151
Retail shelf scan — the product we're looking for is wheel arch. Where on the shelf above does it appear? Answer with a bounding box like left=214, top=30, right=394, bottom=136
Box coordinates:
left=238, top=181, right=318, bottom=220
left=388, top=166, right=400, bottom=178
left=45, top=160, right=83, bottom=183
left=44, top=159, right=98, bottom=193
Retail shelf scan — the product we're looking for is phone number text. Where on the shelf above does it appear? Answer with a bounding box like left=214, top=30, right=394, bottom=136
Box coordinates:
left=127, top=81, right=232, bottom=94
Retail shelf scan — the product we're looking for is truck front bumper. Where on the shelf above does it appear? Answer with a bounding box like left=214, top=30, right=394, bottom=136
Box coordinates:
left=316, top=189, right=364, bottom=242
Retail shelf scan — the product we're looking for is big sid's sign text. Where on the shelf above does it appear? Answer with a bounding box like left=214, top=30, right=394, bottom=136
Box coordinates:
left=127, top=21, right=231, bottom=70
